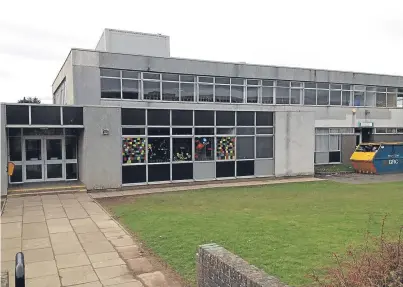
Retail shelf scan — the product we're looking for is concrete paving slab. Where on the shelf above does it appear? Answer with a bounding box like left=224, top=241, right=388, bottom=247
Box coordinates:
left=0, top=216, right=22, bottom=223
left=47, top=218, right=73, bottom=233
left=22, top=222, right=48, bottom=239
left=138, top=271, right=169, bottom=287
left=127, top=257, right=154, bottom=274
left=22, top=237, right=51, bottom=250
left=101, top=275, right=141, bottom=286
left=1, top=238, right=21, bottom=250
left=23, top=247, right=54, bottom=263
left=109, top=235, right=136, bottom=247
left=55, top=252, right=90, bottom=269
left=23, top=215, right=46, bottom=223
left=26, top=274, right=61, bottom=287
left=89, top=252, right=125, bottom=268
left=82, top=240, right=115, bottom=255
left=116, top=245, right=141, bottom=260
left=1, top=222, right=22, bottom=239
left=77, top=231, right=107, bottom=244
left=59, top=265, right=98, bottom=286
left=25, top=260, right=58, bottom=279
left=70, top=282, right=103, bottom=287
left=70, top=218, right=99, bottom=234
left=94, top=265, right=131, bottom=281
left=1, top=248, right=22, bottom=262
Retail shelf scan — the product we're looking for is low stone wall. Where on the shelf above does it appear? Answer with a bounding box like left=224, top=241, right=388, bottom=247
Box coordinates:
left=197, top=243, right=289, bottom=287
left=1, top=271, right=8, bottom=287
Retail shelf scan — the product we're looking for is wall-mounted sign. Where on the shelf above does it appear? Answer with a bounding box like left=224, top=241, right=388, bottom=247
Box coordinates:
left=358, top=122, right=374, bottom=127
left=102, top=128, right=110, bottom=135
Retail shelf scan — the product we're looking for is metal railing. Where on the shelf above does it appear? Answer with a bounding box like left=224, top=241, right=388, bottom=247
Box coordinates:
left=15, top=252, right=25, bottom=287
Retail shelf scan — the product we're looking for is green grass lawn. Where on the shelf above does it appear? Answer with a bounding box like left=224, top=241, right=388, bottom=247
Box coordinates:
left=108, top=181, right=403, bottom=286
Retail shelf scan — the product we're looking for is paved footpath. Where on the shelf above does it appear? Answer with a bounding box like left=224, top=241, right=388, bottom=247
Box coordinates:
left=1, top=193, right=175, bottom=287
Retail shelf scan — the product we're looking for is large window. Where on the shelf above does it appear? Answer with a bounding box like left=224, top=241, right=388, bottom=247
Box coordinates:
left=314, top=128, right=341, bottom=164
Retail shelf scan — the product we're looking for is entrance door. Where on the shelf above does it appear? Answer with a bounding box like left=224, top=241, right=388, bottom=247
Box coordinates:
left=23, top=136, right=65, bottom=182
left=45, top=137, right=64, bottom=181
left=24, top=137, right=44, bottom=182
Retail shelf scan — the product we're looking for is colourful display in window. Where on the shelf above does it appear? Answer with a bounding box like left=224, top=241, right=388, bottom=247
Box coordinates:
left=122, top=138, right=146, bottom=164
left=216, top=137, right=235, bottom=160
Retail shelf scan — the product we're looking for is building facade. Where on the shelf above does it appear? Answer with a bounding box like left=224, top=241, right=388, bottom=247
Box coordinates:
left=2, top=28, right=403, bottom=194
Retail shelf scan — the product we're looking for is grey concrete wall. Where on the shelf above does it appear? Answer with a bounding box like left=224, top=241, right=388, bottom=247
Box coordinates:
left=341, top=135, right=356, bottom=164
left=373, top=134, right=403, bottom=142
left=73, top=66, right=101, bottom=105
left=52, top=51, right=74, bottom=105
left=80, top=106, right=121, bottom=190
left=0, top=104, right=7, bottom=196
left=71, top=49, right=403, bottom=87
left=275, top=111, right=315, bottom=177
left=197, top=243, right=288, bottom=287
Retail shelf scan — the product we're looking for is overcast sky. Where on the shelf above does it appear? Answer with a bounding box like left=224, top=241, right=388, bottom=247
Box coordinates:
left=1, top=0, right=403, bottom=103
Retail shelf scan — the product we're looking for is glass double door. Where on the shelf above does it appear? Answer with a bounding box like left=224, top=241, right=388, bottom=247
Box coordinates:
left=23, top=136, right=65, bottom=182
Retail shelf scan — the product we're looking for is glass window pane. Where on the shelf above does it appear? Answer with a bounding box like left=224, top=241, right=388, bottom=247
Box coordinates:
left=148, top=127, right=170, bottom=136
left=147, top=109, right=169, bottom=126
left=237, top=137, right=254, bottom=159
left=277, top=80, right=290, bottom=87
left=180, top=75, right=195, bottom=82
left=215, top=85, right=230, bottom=103
left=291, top=82, right=302, bottom=88
left=100, top=68, right=120, bottom=77
left=148, top=164, right=170, bottom=182
left=173, top=138, right=192, bottom=161
left=216, top=111, right=235, bottom=126
left=121, top=108, right=146, bottom=125
left=317, top=89, right=329, bottom=105
left=304, top=89, right=316, bottom=105
left=353, top=91, right=364, bottom=106
left=291, top=89, right=301, bottom=104
left=216, top=161, right=235, bottom=178
left=329, top=135, right=340, bottom=151
left=315, top=135, right=329, bottom=152
left=236, top=127, right=255, bottom=135
left=172, top=110, right=193, bottom=126
left=122, top=79, right=140, bottom=100
left=262, top=87, right=274, bottom=104
left=47, top=164, right=62, bottom=179
left=195, top=137, right=214, bottom=161
left=199, top=76, right=214, bottom=83
left=162, top=73, right=179, bottom=81
left=162, top=81, right=179, bottom=101
left=47, top=139, right=62, bottom=160
left=377, top=87, right=387, bottom=92
left=23, top=128, right=63, bottom=136
left=342, top=91, right=351, bottom=106
left=246, top=87, right=258, bottom=103
left=6, top=105, right=29, bottom=125
left=31, top=106, right=61, bottom=125
left=9, top=137, right=22, bottom=161
left=276, top=87, right=290, bottom=104
left=330, top=84, right=342, bottom=90
left=172, top=163, right=193, bottom=181
left=26, top=164, right=42, bottom=180
left=217, top=127, right=235, bottom=135
left=195, top=111, right=214, bottom=126
left=256, top=127, right=273, bottom=134
left=231, top=78, right=244, bottom=85
left=8, top=128, right=21, bottom=137
left=342, top=84, right=351, bottom=90
left=329, top=151, right=341, bottom=163
left=376, top=93, right=387, bottom=107
left=216, top=137, right=235, bottom=160
left=195, top=128, right=214, bottom=135
left=366, top=91, right=376, bottom=107
left=63, top=107, right=83, bottom=125
left=237, top=112, right=254, bottom=126
left=172, top=128, right=192, bottom=135
left=143, top=72, right=160, bottom=80
left=122, top=128, right=145, bottom=135
left=315, top=152, right=329, bottom=164
left=122, top=70, right=139, bottom=79
left=198, top=84, right=214, bottom=102
left=387, top=92, right=397, bottom=107
left=215, top=77, right=230, bottom=84
left=317, top=83, right=329, bottom=89
left=101, top=78, right=121, bottom=99
left=122, top=165, right=146, bottom=184
left=305, top=82, right=316, bottom=89
left=143, top=81, right=161, bottom=100
left=231, top=85, right=244, bottom=103
left=247, top=79, right=259, bottom=85
left=66, top=137, right=77, bottom=160
left=237, top=160, right=254, bottom=177
left=256, top=136, right=273, bottom=158
left=180, top=83, right=194, bottom=102
left=262, top=80, right=274, bottom=86
left=148, top=138, right=170, bottom=163
left=330, top=90, right=341, bottom=105
left=256, top=112, right=273, bottom=126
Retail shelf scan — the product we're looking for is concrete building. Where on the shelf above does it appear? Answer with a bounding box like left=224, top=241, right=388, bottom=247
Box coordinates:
left=2, top=28, right=403, bottom=194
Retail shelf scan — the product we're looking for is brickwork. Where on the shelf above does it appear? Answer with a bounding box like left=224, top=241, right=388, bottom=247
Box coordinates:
left=197, top=243, right=288, bottom=287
